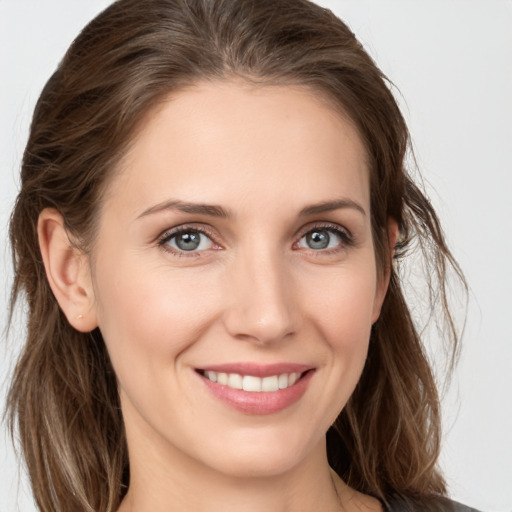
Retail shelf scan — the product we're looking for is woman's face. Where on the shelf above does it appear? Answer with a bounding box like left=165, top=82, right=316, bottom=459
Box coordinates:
left=89, top=81, right=389, bottom=478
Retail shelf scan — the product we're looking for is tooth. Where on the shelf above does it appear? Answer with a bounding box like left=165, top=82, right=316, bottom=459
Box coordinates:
left=206, top=371, right=303, bottom=391
left=228, top=373, right=243, bottom=390
left=217, top=372, right=228, bottom=385
left=262, top=375, right=279, bottom=392
left=243, top=375, right=262, bottom=392
left=278, top=374, right=289, bottom=389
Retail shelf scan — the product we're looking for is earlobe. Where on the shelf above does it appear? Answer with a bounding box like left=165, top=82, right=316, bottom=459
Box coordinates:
left=37, top=208, right=98, bottom=332
left=371, top=218, right=399, bottom=324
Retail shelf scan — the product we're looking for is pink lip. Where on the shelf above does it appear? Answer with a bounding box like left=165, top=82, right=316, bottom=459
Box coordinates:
left=195, top=364, right=315, bottom=415
left=198, top=362, right=312, bottom=377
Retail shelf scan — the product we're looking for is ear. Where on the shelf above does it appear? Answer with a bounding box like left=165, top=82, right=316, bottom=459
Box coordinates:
left=38, top=208, right=98, bottom=332
left=371, top=218, right=399, bottom=323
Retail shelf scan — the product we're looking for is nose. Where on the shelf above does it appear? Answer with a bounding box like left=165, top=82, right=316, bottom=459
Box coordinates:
left=222, top=247, right=298, bottom=345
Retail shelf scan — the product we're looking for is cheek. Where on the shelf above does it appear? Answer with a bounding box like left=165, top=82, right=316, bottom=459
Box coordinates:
left=92, top=256, right=221, bottom=381
left=295, top=262, right=378, bottom=426
left=304, top=261, right=378, bottom=343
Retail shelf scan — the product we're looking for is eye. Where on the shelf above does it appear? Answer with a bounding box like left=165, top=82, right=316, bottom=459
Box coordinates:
left=296, top=226, right=351, bottom=251
left=160, top=228, right=215, bottom=253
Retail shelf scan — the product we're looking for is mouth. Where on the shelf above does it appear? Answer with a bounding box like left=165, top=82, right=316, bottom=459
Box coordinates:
left=194, top=364, right=315, bottom=415
left=196, top=369, right=310, bottom=392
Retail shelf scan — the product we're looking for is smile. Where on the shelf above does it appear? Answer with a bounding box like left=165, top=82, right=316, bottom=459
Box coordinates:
left=195, top=364, right=315, bottom=415
left=200, top=370, right=304, bottom=392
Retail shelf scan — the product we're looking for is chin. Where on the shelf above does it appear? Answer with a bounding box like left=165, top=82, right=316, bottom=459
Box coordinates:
left=195, top=424, right=323, bottom=479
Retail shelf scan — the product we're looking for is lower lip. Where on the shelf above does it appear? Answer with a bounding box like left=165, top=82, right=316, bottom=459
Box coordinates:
left=198, top=370, right=314, bottom=415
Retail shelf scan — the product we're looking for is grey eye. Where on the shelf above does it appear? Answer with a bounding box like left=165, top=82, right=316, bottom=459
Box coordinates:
left=166, top=230, right=213, bottom=252
left=298, top=228, right=343, bottom=250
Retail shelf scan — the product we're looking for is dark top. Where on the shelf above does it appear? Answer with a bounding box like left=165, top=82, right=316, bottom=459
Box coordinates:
left=386, top=496, right=481, bottom=512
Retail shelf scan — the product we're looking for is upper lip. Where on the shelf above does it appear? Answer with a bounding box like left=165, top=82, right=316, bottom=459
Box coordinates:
left=196, top=362, right=314, bottom=378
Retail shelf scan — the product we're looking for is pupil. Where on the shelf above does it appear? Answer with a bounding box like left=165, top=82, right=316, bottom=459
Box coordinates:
left=176, top=231, right=201, bottom=251
left=307, top=230, right=329, bottom=250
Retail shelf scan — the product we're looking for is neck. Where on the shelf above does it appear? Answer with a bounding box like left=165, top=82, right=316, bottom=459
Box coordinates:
left=117, top=400, right=381, bottom=512
left=119, top=443, right=381, bottom=512
left=120, top=443, right=345, bottom=512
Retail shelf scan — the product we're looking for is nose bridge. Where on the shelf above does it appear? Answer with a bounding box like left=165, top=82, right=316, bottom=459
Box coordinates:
left=223, top=240, right=296, bottom=343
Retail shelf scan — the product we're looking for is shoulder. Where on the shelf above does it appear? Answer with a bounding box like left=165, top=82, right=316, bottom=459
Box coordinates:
left=449, top=503, right=481, bottom=512
left=385, top=496, right=481, bottom=512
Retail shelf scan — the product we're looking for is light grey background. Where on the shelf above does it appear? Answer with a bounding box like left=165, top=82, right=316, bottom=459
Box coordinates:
left=1, top=1, right=511, bottom=511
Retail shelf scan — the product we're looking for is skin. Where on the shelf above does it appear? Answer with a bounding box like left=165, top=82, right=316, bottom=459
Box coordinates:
left=39, top=81, right=394, bottom=511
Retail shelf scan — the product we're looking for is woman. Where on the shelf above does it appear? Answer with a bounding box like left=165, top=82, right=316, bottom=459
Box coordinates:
left=6, top=0, right=476, bottom=510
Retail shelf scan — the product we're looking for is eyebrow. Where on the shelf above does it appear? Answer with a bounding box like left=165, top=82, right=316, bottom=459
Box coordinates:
left=299, top=198, right=366, bottom=217
left=137, top=200, right=230, bottom=220
left=136, top=197, right=366, bottom=220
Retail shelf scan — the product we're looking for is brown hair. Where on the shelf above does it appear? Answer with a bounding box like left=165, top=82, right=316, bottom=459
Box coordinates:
left=6, top=0, right=466, bottom=510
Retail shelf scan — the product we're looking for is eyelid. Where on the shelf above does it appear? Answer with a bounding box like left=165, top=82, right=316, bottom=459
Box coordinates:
left=296, top=221, right=353, bottom=240
left=157, top=223, right=222, bottom=255
left=155, top=221, right=354, bottom=257
left=294, top=222, right=354, bottom=251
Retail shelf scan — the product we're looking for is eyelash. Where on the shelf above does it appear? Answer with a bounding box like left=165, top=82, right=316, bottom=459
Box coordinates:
left=157, top=222, right=354, bottom=257
left=296, top=222, right=354, bottom=255
left=157, top=225, right=219, bottom=257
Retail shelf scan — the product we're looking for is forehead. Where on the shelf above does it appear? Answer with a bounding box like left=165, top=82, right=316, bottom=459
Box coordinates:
left=107, top=81, right=369, bottom=217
